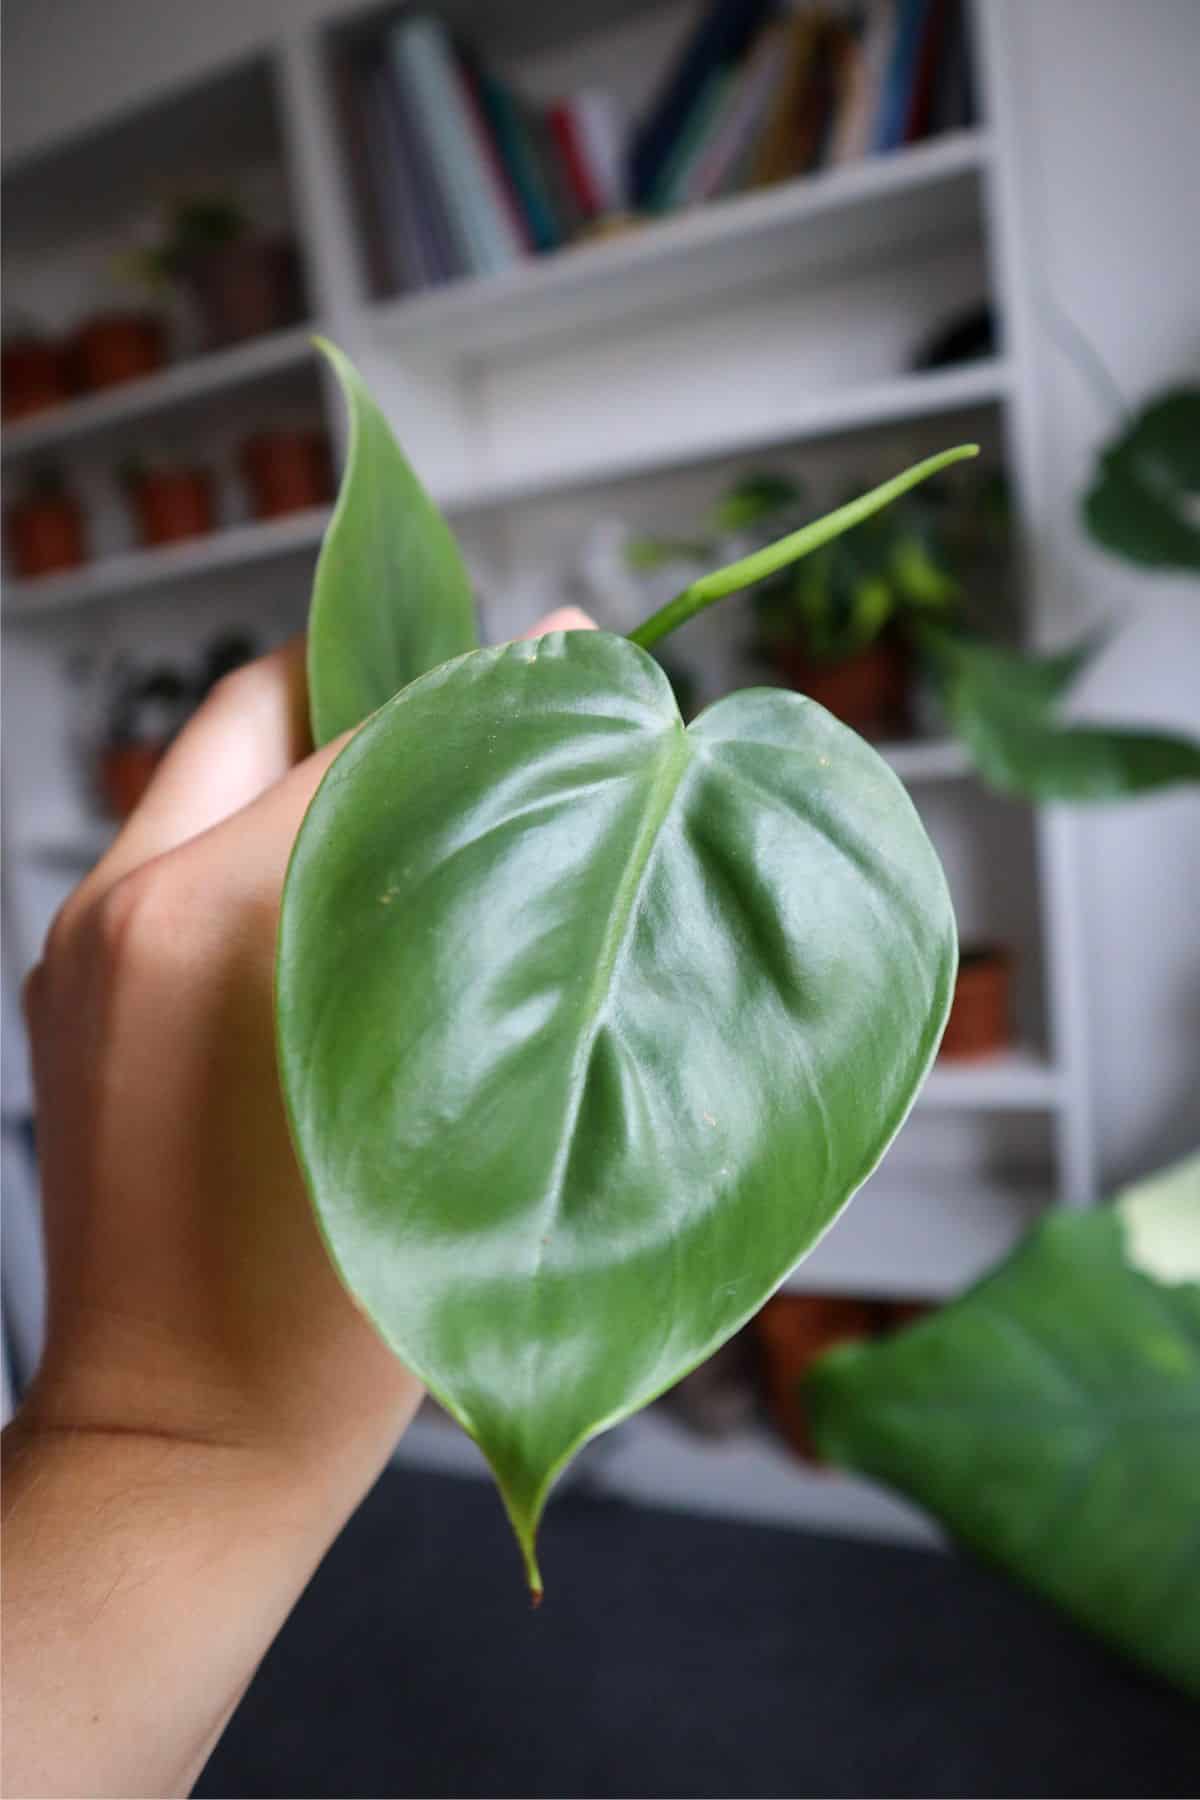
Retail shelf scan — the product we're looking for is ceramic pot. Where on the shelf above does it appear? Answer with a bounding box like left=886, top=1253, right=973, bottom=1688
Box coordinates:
left=176, top=240, right=304, bottom=348
left=6, top=493, right=87, bottom=578
left=940, top=944, right=1013, bottom=1060
left=2, top=336, right=72, bottom=420
left=241, top=428, right=332, bottom=518
left=752, top=1293, right=877, bottom=1461
left=129, top=469, right=215, bottom=548
left=771, top=634, right=911, bottom=739
left=73, top=313, right=166, bottom=391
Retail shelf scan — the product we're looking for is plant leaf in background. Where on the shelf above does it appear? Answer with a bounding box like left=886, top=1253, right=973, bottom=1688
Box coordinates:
left=1083, top=387, right=1200, bottom=572
left=306, top=338, right=477, bottom=745
left=806, top=1153, right=1200, bottom=1697
left=277, top=630, right=956, bottom=1595
left=927, top=629, right=1200, bottom=801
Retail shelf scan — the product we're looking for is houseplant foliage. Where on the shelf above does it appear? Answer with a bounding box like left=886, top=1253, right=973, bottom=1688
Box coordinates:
left=806, top=1153, right=1200, bottom=1696
left=279, top=345, right=972, bottom=1594
left=631, top=468, right=1200, bottom=801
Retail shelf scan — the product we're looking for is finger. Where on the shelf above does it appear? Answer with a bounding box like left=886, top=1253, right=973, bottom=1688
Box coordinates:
left=519, top=606, right=597, bottom=638
left=87, top=638, right=310, bottom=898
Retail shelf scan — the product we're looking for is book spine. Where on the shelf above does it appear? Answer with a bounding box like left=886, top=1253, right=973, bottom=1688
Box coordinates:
left=361, top=63, right=432, bottom=292
left=572, top=91, right=626, bottom=215
left=387, top=25, right=478, bottom=275
left=458, top=58, right=534, bottom=255
left=549, top=101, right=602, bottom=220
left=475, top=71, right=562, bottom=252
left=688, top=22, right=787, bottom=204
left=873, top=0, right=930, bottom=153
left=392, top=18, right=519, bottom=275
left=334, top=53, right=401, bottom=297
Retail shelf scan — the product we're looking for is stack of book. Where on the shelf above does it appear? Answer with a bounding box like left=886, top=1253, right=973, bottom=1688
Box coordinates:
left=338, top=1, right=975, bottom=299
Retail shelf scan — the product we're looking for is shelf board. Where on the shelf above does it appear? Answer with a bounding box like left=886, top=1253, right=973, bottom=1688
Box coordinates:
left=878, top=738, right=973, bottom=781
left=392, top=1406, right=936, bottom=1548
left=440, top=358, right=1012, bottom=514
left=919, top=1049, right=1064, bottom=1110
left=3, top=506, right=331, bottom=620
left=373, top=131, right=991, bottom=362
left=1, top=326, right=317, bottom=461
left=785, top=1166, right=1054, bottom=1300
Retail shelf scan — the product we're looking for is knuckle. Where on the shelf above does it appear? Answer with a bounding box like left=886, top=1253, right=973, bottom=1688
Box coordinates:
left=93, top=862, right=173, bottom=965
left=20, top=961, right=45, bottom=1025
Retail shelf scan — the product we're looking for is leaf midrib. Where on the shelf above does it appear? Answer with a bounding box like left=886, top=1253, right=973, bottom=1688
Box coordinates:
left=534, top=720, right=691, bottom=1256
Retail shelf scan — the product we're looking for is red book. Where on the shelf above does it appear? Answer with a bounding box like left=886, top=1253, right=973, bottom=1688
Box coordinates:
left=548, top=101, right=602, bottom=220
left=905, top=0, right=950, bottom=142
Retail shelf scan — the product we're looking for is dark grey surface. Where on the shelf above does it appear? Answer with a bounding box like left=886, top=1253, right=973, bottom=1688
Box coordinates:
left=197, top=1463, right=1198, bottom=1799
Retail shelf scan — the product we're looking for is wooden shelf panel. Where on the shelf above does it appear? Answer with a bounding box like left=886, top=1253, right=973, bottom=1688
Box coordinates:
left=372, top=132, right=991, bottom=363
left=1, top=327, right=317, bottom=461
left=3, top=506, right=330, bottom=620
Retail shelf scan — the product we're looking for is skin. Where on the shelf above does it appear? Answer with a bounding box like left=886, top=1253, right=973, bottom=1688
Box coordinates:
left=2, top=608, right=595, bottom=1800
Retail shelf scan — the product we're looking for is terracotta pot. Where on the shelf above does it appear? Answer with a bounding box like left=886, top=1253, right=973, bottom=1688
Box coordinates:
left=940, top=944, right=1013, bottom=1060
left=752, top=1293, right=877, bottom=1461
left=177, top=240, right=304, bottom=348
left=73, top=313, right=166, bottom=392
left=241, top=429, right=333, bottom=519
left=129, top=469, right=215, bottom=548
left=6, top=493, right=87, bottom=579
left=772, top=634, right=911, bottom=738
left=2, top=336, right=72, bottom=421
left=98, top=742, right=166, bottom=820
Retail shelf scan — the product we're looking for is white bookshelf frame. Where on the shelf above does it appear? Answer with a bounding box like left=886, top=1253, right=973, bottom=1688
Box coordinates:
left=1, top=0, right=1097, bottom=1546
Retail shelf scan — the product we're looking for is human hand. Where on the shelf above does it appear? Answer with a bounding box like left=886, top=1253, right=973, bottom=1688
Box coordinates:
left=21, top=606, right=597, bottom=1510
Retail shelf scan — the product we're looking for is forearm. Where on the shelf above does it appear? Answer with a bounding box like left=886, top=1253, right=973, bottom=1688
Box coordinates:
left=2, top=1417, right=364, bottom=1800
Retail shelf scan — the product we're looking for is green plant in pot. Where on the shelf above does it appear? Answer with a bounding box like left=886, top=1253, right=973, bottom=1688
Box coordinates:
left=130, top=194, right=304, bottom=349
left=273, top=344, right=1200, bottom=1600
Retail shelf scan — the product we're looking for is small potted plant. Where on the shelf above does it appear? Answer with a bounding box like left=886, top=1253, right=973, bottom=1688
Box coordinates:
left=939, top=944, right=1014, bottom=1060
left=752, top=1293, right=878, bottom=1462
left=72, top=311, right=166, bottom=392
left=97, top=661, right=191, bottom=819
left=630, top=473, right=961, bottom=739
left=5, top=466, right=88, bottom=579
left=135, top=196, right=305, bottom=349
left=122, top=456, right=216, bottom=549
left=2, top=325, right=72, bottom=420
left=241, top=427, right=333, bottom=519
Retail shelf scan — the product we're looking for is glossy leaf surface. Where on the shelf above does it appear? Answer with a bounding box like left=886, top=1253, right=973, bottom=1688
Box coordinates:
left=306, top=339, right=477, bottom=745
left=277, top=630, right=955, bottom=1591
left=807, top=1160, right=1200, bottom=1696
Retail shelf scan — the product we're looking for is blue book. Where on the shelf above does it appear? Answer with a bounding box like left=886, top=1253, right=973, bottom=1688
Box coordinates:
left=873, top=0, right=930, bottom=152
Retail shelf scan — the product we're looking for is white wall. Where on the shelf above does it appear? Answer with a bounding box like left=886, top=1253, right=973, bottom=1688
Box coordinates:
left=1004, top=0, right=1200, bottom=1184
left=4, top=0, right=1198, bottom=1188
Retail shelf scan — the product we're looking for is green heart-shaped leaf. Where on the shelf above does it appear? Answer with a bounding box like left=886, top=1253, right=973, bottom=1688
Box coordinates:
left=277, top=630, right=955, bottom=1592
left=807, top=1156, right=1200, bottom=1696
left=927, top=629, right=1200, bottom=801
left=306, top=338, right=477, bottom=746
left=1083, top=388, right=1200, bottom=572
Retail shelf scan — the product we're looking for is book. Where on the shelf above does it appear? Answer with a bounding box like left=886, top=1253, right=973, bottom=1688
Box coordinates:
left=928, top=0, right=975, bottom=134
left=904, top=0, right=950, bottom=142
left=571, top=91, right=626, bottom=215
left=629, top=0, right=776, bottom=207
left=474, top=69, right=564, bottom=252
left=651, top=65, right=735, bottom=212
left=361, top=60, right=436, bottom=291
left=748, top=13, right=821, bottom=188
left=828, top=1, right=897, bottom=165
left=332, top=51, right=398, bottom=298
left=686, top=20, right=790, bottom=205
left=385, top=23, right=476, bottom=276
left=873, top=0, right=931, bottom=153
left=389, top=16, right=523, bottom=276
left=549, top=100, right=604, bottom=220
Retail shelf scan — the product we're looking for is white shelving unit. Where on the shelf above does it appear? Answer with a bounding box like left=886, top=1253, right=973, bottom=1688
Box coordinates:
left=1, top=0, right=1095, bottom=1548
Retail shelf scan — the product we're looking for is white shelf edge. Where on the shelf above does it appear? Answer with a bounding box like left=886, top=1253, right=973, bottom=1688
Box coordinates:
left=440, top=360, right=1013, bottom=516
left=372, top=130, right=993, bottom=355
left=3, top=505, right=331, bottom=620
left=392, top=1406, right=938, bottom=1548
left=1, top=325, right=318, bottom=461
left=918, top=1048, right=1065, bottom=1110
